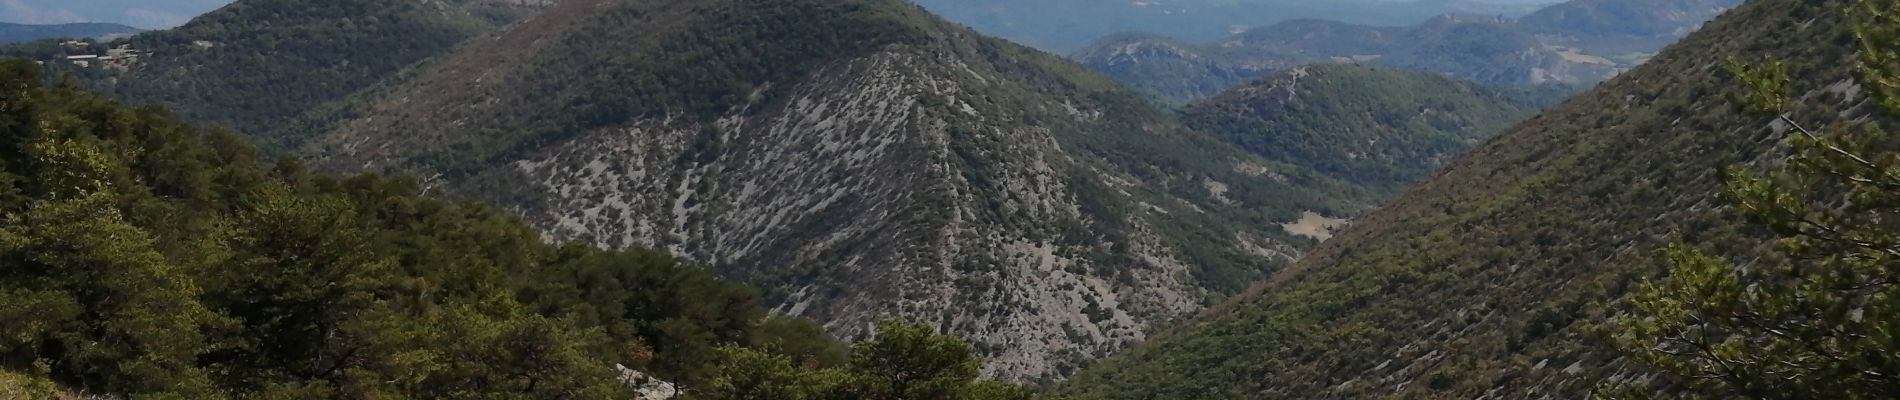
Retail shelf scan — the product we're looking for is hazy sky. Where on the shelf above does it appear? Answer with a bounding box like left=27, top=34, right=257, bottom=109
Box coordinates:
left=1, top=0, right=233, bottom=29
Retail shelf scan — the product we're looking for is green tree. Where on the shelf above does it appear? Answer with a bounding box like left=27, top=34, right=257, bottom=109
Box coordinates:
left=699, top=345, right=842, bottom=400
left=847, top=320, right=985, bottom=400
left=0, top=193, right=220, bottom=398
left=199, top=183, right=406, bottom=393
left=698, top=319, right=1050, bottom=400
left=1605, top=1, right=1900, bottom=398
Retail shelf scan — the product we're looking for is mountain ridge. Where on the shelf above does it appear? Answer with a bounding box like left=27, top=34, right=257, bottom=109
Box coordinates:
left=5, top=0, right=558, bottom=144
left=1060, top=0, right=1863, bottom=397
left=287, top=0, right=1366, bottom=380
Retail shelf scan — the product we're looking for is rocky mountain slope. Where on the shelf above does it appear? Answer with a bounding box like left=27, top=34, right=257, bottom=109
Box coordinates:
left=1076, top=0, right=1740, bottom=105
left=1059, top=0, right=1865, bottom=397
left=0, top=22, right=141, bottom=44
left=279, top=0, right=1385, bottom=380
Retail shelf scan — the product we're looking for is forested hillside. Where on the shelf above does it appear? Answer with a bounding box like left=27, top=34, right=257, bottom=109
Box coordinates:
left=1059, top=0, right=1866, bottom=397
left=1075, top=0, right=1737, bottom=105
left=1184, top=64, right=1559, bottom=197
left=6, top=0, right=553, bottom=143
left=0, top=58, right=1052, bottom=399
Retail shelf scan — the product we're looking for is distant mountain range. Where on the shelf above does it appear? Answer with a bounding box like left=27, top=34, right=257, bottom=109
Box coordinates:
left=0, top=22, right=141, bottom=44
left=0, top=0, right=231, bottom=29
left=910, top=0, right=1562, bottom=53
left=1075, top=0, right=1741, bottom=106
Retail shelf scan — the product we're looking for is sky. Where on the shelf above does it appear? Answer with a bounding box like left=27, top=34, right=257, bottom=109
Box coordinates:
left=1, top=0, right=234, bottom=29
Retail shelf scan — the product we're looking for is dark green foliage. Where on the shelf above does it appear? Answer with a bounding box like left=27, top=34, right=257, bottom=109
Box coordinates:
left=0, top=58, right=866, bottom=398
left=846, top=320, right=984, bottom=399
left=698, top=320, right=1056, bottom=400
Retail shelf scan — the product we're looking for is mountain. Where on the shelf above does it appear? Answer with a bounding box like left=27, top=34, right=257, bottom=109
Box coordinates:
left=910, top=0, right=1557, bottom=53
left=1069, top=32, right=1297, bottom=108
left=1185, top=64, right=1561, bottom=197
left=269, top=0, right=1388, bottom=380
left=1075, top=0, right=1739, bottom=106
left=5, top=0, right=555, bottom=147
left=0, top=22, right=141, bottom=44
left=1059, top=0, right=1864, bottom=397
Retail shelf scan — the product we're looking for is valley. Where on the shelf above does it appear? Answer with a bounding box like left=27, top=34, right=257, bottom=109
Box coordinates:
left=1060, top=0, right=1880, bottom=397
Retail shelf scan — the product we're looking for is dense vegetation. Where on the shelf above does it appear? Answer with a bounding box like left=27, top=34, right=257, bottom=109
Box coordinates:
left=1184, top=64, right=1556, bottom=196
left=0, top=59, right=1042, bottom=399
left=1605, top=1, right=1900, bottom=397
left=1059, top=0, right=1868, bottom=397
left=0, top=22, right=140, bottom=44
left=700, top=320, right=1069, bottom=400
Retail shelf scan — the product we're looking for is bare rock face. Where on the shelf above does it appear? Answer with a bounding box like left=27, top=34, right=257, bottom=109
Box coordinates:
left=503, top=52, right=1210, bottom=377
left=301, top=0, right=1338, bottom=380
